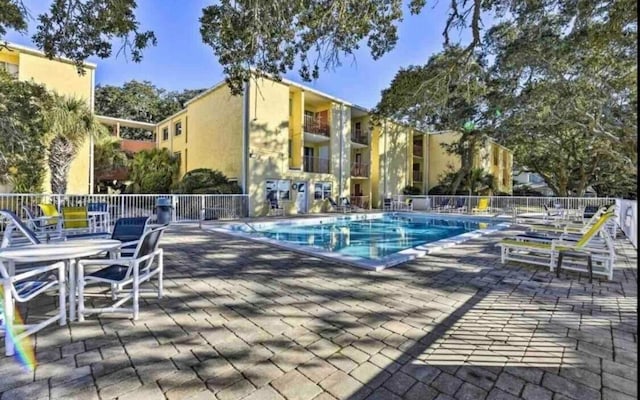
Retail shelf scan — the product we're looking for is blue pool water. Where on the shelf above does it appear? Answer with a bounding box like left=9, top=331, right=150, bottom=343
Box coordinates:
left=248, top=215, right=496, bottom=260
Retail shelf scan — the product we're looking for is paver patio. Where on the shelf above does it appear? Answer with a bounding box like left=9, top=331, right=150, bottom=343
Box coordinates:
left=0, top=224, right=636, bottom=400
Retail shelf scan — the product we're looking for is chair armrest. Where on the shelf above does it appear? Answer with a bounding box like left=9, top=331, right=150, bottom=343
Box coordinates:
left=10, top=261, right=65, bottom=282
left=78, top=258, right=134, bottom=267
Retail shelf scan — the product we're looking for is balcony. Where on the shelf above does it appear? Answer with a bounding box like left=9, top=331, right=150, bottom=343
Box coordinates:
left=413, top=170, right=423, bottom=182
left=303, top=156, right=330, bottom=174
left=351, top=128, right=369, bottom=146
left=413, top=144, right=423, bottom=157
left=304, top=115, right=330, bottom=137
left=351, top=162, right=370, bottom=178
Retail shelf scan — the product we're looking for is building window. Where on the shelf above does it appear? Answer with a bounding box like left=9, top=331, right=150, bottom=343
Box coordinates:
left=174, top=121, right=182, bottom=136
left=314, top=182, right=332, bottom=200
left=162, top=127, right=169, bottom=141
left=266, top=179, right=291, bottom=202
left=493, top=146, right=500, bottom=166
left=0, top=61, right=18, bottom=78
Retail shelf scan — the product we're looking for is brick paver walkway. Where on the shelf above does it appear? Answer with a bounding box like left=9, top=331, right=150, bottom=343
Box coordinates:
left=0, top=225, right=636, bottom=400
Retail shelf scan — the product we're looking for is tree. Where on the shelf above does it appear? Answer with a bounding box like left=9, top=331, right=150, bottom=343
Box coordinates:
left=0, top=69, right=51, bottom=192
left=172, top=168, right=242, bottom=194
left=44, top=94, right=105, bottom=194
left=93, top=134, right=128, bottom=180
left=128, top=148, right=179, bottom=193
left=487, top=0, right=637, bottom=197
left=375, top=47, right=495, bottom=195
left=94, top=80, right=205, bottom=140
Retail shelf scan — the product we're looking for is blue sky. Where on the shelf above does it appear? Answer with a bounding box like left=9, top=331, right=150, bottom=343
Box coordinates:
left=6, top=0, right=470, bottom=109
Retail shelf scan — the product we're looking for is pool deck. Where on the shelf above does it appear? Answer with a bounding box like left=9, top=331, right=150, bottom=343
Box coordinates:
left=0, top=224, right=636, bottom=400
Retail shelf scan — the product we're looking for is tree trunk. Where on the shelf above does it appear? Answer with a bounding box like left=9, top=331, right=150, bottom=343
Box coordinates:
left=48, top=137, right=76, bottom=194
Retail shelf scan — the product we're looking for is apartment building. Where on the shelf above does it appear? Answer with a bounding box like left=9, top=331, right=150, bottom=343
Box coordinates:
left=428, top=131, right=513, bottom=194
left=1, top=43, right=96, bottom=194
left=157, top=77, right=431, bottom=216
left=156, top=77, right=513, bottom=216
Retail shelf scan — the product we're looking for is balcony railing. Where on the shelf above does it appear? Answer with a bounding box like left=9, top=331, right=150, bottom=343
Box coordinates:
left=413, top=144, right=423, bottom=157
left=351, top=162, right=370, bottom=178
left=350, top=196, right=370, bottom=209
left=351, top=128, right=368, bottom=145
left=413, top=170, right=423, bottom=182
left=303, top=156, right=330, bottom=173
left=304, top=115, right=330, bottom=137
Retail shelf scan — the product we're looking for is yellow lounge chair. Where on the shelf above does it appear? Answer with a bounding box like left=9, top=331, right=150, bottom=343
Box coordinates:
left=528, top=205, right=615, bottom=235
left=497, top=211, right=616, bottom=279
left=38, top=203, right=61, bottom=231
left=471, top=198, right=490, bottom=214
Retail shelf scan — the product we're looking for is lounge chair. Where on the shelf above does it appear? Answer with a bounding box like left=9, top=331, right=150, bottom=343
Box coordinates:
left=497, top=211, right=616, bottom=279
left=1, top=209, right=43, bottom=247
left=339, top=197, right=355, bottom=212
left=433, top=197, right=451, bottom=212
left=266, top=198, right=285, bottom=216
left=395, top=198, right=413, bottom=211
left=383, top=198, right=393, bottom=211
left=528, top=205, right=614, bottom=235
left=542, top=203, right=565, bottom=222
left=77, top=225, right=167, bottom=321
left=471, top=198, right=489, bottom=214
left=452, top=197, right=466, bottom=213
left=328, top=197, right=349, bottom=213
left=37, top=203, right=62, bottom=231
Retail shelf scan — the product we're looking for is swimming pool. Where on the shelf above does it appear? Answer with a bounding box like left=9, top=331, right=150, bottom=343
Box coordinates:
left=209, top=213, right=510, bottom=270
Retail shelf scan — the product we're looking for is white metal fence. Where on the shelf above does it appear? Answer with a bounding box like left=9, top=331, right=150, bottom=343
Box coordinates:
left=402, top=195, right=616, bottom=215
left=0, top=194, right=250, bottom=229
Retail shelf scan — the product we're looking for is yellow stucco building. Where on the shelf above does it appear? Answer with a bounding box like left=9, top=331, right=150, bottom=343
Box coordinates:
left=1, top=43, right=96, bottom=194
left=156, top=77, right=513, bottom=216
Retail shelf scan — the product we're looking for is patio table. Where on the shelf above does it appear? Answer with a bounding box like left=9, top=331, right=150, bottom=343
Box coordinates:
left=0, top=239, right=121, bottom=322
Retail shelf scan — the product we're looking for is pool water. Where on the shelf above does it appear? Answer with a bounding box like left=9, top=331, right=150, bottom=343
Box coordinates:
left=250, top=215, right=495, bottom=260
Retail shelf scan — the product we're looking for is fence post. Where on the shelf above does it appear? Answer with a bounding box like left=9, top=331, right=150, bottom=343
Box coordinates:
left=171, top=195, right=178, bottom=223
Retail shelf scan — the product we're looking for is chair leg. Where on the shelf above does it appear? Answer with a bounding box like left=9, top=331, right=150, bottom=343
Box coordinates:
left=556, top=252, right=564, bottom=278
left=133, top=268, right=139, bottom=320
left=3, top=282, right=15, bottom=356
left=158, top=252, right=164, bottom=299
left=111, top=283, right=118, bottom=300
left=587, top=255, right=593, bottom=284
left=77, top=267, right=85, bottom=322
left=58, top=264, right=66, bottom=325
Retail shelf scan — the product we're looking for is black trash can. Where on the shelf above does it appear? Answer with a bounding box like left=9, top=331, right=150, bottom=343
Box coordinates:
left=156, top=197, right=173, bottom=225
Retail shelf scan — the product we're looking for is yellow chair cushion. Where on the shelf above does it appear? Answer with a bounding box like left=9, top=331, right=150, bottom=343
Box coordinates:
left=62, top=206, right=89, bottom=229
left=38, top=203, right=59, bottom=226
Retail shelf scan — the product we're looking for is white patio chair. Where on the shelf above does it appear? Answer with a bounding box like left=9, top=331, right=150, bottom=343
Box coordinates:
left=1, top=260, right=67, bottom=356
left=77, top=225, right=167, bottom=321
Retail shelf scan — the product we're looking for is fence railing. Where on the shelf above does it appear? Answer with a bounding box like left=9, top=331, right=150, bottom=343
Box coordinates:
left=351, top=162, right=370, bottom=177
left=0, top=194, right=250, bottom=232
left=303, top=156, right=330, bottom=174
left=351, top=129, right=368, bottom=145
left=303, top=115, right=330, bottom=137
left=350, top=196, right=370, bottom=209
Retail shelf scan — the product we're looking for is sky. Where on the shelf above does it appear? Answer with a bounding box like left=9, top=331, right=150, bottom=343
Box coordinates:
left=5, top=0, right=471, bottom=109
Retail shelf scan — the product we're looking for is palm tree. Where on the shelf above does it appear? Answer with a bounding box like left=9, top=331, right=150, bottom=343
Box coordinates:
left=94, top=134, right=129, bottom=179
left=44, top=95, right=105, bottom=194
left=129, top=148, right=179, bottom=193
left=466, top=168, right=497, bottom=195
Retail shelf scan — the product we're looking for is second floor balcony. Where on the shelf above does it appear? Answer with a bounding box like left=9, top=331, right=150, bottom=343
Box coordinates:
left=351, top=128, right=369, bottom=146
left=413, top=144, right=424, bottom=157
left=303, top=156, right=330, bottom=174
left=351, top=162, right=370, bottom=178
left=304, top=115, right=330, bottom=137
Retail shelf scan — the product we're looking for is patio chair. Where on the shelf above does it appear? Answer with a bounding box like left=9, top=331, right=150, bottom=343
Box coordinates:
left=1, top=209, right=42, bottom=248
left=87, top=202, right=108, bottom=212
left=471, top=198, right=490, bottom=214
left=1, top=258, right=67, bottom=356
left=497, top=211, right=616, bottom=280
left=37, top=203, right=62, bottom=231
left=77, top=225, right=167, bottom=321
left=266, top=198, right=285, bottom=216
left=383, top=198, right=393, bottom=211
left=529, top=204, right=614, bottom=235
left=433, top=197, right=451, bottom=212
left=395, top=198, right=413, bottom=211
left=339, top=197, right=355, bottom=213
left=542, top=204, right=565, bottom=222
left=61, top=206, right=96, bottom=233
left=453, top=197, right=467, bottom=213
left=327, top=197, right=349, bottom=213
left=109, top=217, right=151, bottom=257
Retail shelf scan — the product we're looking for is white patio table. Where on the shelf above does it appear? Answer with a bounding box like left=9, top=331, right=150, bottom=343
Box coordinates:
left=0, top=239, right=121, bottom=322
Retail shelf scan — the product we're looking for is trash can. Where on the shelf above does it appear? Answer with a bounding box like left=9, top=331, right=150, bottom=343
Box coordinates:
left=155, top=197, right=173, bottom=225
